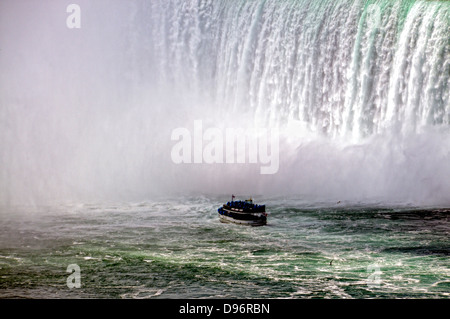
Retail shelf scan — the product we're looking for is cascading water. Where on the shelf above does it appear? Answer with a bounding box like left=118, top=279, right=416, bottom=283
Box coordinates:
left=0, top=0, right=449, bottom=206
left=147, top=0, right=449, bottom=136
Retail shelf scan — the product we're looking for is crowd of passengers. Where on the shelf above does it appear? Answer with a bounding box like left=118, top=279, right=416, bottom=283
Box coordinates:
left=226, top=200, right=265, bottom=210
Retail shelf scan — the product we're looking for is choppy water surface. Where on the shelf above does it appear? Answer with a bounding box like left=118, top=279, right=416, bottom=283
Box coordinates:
left=0, top=196, right=448, bottom=298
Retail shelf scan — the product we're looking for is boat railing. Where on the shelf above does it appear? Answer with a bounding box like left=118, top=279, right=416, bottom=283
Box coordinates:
left=223, top=204, right=265, bottom=213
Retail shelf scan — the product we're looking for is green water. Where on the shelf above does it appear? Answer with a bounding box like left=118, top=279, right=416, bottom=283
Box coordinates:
left=0, top=196, right=448, bottom=299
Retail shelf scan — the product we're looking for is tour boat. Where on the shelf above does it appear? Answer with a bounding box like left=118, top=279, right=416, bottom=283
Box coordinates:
left=217, top=197, right=267, bottom=226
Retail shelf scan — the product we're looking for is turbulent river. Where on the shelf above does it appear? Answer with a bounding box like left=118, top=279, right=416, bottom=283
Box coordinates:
left=1, top=197, right=449, bottom=298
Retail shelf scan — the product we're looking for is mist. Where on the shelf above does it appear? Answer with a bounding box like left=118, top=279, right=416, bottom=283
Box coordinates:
left=1, top=0, right=449, bottom=207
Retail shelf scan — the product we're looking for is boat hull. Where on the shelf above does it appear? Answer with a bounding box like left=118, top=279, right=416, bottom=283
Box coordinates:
left=218, top=213, right=266, bottom=226
left=218, top=207, right=267, bottom=226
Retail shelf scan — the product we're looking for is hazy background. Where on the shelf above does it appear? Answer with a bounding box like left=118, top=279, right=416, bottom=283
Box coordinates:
left=1, top=0, right=449, bottom=206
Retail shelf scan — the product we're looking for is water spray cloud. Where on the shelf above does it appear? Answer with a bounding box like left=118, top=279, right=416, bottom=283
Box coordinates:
left=0, top=0, right=449, bottom=206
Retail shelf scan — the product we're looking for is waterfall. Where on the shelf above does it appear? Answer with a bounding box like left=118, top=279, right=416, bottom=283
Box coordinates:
left=145, top=0, right=449, bottom=139
left=0, top=0, right=449, bottom=205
